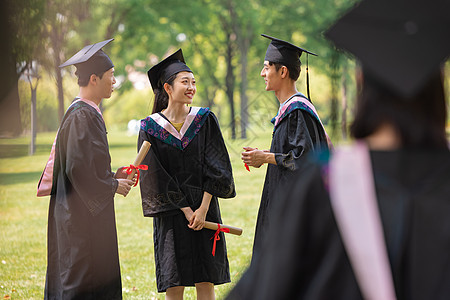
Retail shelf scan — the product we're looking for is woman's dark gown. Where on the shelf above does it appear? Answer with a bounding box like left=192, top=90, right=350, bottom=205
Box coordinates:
left=138, top=107, right=235, bottom=292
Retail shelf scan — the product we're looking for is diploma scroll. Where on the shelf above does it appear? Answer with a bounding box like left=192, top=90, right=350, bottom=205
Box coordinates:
left=124, top=141, right=151, bottom=185
left=204, top=221, right=243, bottom=236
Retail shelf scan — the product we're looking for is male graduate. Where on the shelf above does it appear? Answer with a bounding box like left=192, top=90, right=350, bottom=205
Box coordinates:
left=242, top=34, right=331, bottom=259
left=42, top=39, right=134, bottom=299
left=228, top=0, right=450, bottom=299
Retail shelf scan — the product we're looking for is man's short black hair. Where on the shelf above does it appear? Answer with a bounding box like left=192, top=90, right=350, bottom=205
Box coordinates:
left=76, top=71, right=105, bottom=87
left=269, top=61, right=301, bottom=81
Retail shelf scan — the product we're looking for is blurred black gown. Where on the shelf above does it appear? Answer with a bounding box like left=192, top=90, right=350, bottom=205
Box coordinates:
left=138, top=107, right=236, bottom=292
left=227, top=148, right=450, bottom=300
left=45, top=100, right=121, bottom=299
left=252, top=93, right=328, bottom=258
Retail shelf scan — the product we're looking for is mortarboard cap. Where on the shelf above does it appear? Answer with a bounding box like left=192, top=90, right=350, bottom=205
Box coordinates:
left=147, top=49, right=192, bottom=91
left=262, top=34, right=317, bottom=67
left=325, top=0, right=450, bottom=98
left=262, top=34, right=318, bottom=101
left=59, top=39, right=114, bottom=78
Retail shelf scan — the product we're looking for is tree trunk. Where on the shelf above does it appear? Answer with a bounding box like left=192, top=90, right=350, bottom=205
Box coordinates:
left=226, top=0, right=251, bottom=139
left=225, top=37, right=236, bottom=140
left=0, top=0, right=22, bottom=137
left=191, top=39, right=221, bottom=109
left=30, top=84, right=38, bottom=155
left=0, top=77, right=22, bottom=137
left=341, top=64, right=348, bottom=140
left=53, top=42, right=65, bottom=123
left=239, top=38, right=249, bottom=139
left=204, top=86, right=216, bottom=109
left=329, top=51, right=340, bottom=139
left=56, top=65, right=64, bottom=123
left=48, top=9, right=65, bottom=124
left=354, top=63, right=363, bottom=117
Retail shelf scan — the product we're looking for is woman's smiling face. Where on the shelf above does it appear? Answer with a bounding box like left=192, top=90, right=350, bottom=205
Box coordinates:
left=166, top=71, right=196, bottom=105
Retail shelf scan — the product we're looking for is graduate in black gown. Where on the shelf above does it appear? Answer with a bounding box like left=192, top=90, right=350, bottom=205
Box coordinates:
left=241, top=34, right=331, bottom=259
left=138, top=49, right=235, bottom=299
left=40, top=39, right=134, bottom=299
left=227, top=0, right=450, bottom=299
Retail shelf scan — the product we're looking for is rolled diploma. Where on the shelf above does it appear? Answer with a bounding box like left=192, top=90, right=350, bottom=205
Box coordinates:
left=204, top=221, right=243, bottom=236
left=133, top=141, right=242, bottom=236
left=127, top=141, right=151, bottom=180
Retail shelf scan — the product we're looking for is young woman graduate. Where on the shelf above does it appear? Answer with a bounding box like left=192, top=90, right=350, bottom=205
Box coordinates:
left=226, top=0, right=450, bottom=299
left=138, top=49, right=236, bottom=300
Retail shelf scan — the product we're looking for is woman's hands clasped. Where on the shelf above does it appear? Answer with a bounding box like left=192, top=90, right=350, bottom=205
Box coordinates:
left=182, top=206, right=207, bottom=231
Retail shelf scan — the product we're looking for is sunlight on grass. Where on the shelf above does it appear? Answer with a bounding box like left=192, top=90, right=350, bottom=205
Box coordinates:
left=0, top=128, right=271, bottom=299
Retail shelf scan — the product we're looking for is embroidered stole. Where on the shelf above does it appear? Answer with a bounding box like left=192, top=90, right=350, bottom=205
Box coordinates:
left=273, top=93, right=333, bottom=149
left=141, top=107, right=209, bottom=150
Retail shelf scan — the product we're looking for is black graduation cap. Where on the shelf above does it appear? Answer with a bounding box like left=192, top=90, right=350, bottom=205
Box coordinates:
left=59, top=39, right=114, bottom=77
left=262, top=34, right=317, bottom=67
left=262, top=34, right=318, bottom=100
left=325, top=0, right=450, bottom=98
left=147, top=49, right=192, bottom=91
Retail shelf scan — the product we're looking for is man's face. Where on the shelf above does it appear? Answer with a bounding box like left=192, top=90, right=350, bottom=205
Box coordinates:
left=97, top=67, right=116, bottom=99
left=260, top=61, right=281, bottom=92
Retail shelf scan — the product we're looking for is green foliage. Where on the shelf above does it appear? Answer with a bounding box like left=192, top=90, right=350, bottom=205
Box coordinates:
left=108, top=0, right=359, bottom=140
left=19, top=73, right=60, bottom=133
left=15, top=0, right=369, bottom=141
left=103, top=88, right=153, bottom=130
left=9, top=0, right=46, bottom=65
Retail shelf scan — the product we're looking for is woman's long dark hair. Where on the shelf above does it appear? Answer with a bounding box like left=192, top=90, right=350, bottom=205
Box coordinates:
left=151, top=73, right=177, bottom=114
left=350, top=69, right=448, bottom=149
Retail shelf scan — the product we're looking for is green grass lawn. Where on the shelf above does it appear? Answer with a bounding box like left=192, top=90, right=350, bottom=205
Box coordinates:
left=0, top=126, right=273, bottom=300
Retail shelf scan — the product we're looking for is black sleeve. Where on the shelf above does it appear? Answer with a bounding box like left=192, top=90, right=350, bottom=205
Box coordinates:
left=274, top=109, right=315, bottom=171
left=60, top=107, right=118, bottom=216
left=138, top=130, right=189, bottom=217
left=303, top=111, right=328, bottom=150
left=202, top=112, right=236, bottom=199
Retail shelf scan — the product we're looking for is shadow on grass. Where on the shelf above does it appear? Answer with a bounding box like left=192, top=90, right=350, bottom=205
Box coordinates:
left=0, top=144, right=53, bottom=158
left=0, top=171, right=42, bottom=185
left=0, top=142, right=134, bottom=159
left=109, top=143, right=135, bottom=149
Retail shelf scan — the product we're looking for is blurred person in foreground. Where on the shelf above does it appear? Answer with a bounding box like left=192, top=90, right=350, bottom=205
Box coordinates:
left=39, top=39, right=134, bottom=299
left=242, top=34, right=332, bottom=261
left=227, top=0, right=450, bottom=299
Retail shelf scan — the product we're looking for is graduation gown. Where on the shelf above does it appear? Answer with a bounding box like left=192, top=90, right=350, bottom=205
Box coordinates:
left=227, top=148, right=450, bottom=300
left=252, top=93, right=328, bottom=257
left=138, top=107, right=236, bottom=292
left=45, top=100, right=121, bottom=299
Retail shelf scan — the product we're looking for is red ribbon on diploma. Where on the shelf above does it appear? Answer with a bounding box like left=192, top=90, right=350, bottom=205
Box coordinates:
left=210, top=224, right=230, bottom=256
left=244, top=163, right=250, bottom=172
left=124, top=164, right=148, bottom=186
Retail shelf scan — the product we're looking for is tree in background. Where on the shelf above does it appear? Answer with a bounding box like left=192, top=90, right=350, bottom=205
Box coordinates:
left=255, top=0, right=358, bottom=140
left=24, top=62, right=41, bottom=155
left=0, top=0, right=46, bottom=137
left=42, top=0, right=96, bottom=123
left=10, top=0, right=366, bottom=144
left=225, top=0, right=258, bottom=139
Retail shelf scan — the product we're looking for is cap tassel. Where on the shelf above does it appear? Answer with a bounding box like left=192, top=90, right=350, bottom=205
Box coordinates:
left=306, top=53, right=312, bottom=102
